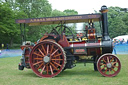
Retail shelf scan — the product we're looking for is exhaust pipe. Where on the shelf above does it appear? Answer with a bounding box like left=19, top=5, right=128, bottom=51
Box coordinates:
left=100, top=5, right=111, bottom=40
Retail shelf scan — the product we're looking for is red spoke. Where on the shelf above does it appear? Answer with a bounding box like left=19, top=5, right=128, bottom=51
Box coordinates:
left=52, top=61, right=61, bottom=67
left=52, top=59, right=63, bottom=61
left=33, top=52, right=43, bottom=57
left=33, top=61, right=43, bottom=66
left=104, top=69, right=108, bottom=73
left=34, top=58, right=43, bottom=60
left=40, top=65, right=45, bottom=74
left=46, top=65, right=48, bottom=74
left=101, top=66, right=106, bottom=70
left=111, top=68, right=116, bottom=72
left=37, top=63, right=44, bottom=69
left=47, top=45, right=49, bottom=55
left=112, top=62, right=117, bottom=66
left=100, top=63, right=106, bottom=66
left=50, top=65, right=53, bottom=75
left=107, top=56, right=109, bottom=63
left=110, top=57, right=114, bottom=62
left=102, top=58, right=107, bottom=63
left=50, top=62, right=58, bottom=70
left=51, top=49, right=59, bottom=56
left=109, top=69, right=111, bottom=74
left=52, top=53, right=62, bottom=58
left=41, top=45, right=46, bottom=55
left=38, top=48, right=45, bottom=57
left=50, top=45, right=54, bottom=54
left=113, top=65, right=119, bottom=68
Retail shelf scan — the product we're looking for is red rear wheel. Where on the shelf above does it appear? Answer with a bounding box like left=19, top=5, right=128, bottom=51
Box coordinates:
left=97, top=53, right=121, bottom=77
left=29, top=40, right=66, bottom=78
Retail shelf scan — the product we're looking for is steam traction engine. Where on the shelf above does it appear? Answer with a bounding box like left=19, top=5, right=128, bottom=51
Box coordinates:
left=16, top=6, right=121, bottom=78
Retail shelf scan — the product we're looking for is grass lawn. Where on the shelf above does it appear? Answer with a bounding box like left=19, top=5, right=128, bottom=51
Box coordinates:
left=0, top=54, right=128, bottom=85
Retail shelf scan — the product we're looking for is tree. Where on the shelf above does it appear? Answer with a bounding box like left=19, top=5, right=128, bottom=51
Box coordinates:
left=14, top=0, right=53, bottom=42
left=0, top=2, right=27, bottom=47
left=16, top=0, right=52, bottom=18
left=51, top=9, right=66, bottom=16
left=122, top=12, right=128, bottom=35
left=108, top=6, right=128, bottom=38
left=63, top=9, right=78, bottom=15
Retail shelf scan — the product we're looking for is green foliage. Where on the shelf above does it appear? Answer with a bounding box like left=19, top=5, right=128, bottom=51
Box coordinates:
left=0, top=0, right=79, bottom=45
left=15, top=0, right=53, bottom=42
left=94, top=22, right=102, bottom=36
left=0, top=2, right=26, bottom=46
left=63, top=9, right=78, bottom=15
left=51, top=9, right=66, bottom=16
left=16, top=0, right=52, bottom=18
left=108, top=6, right=128, bottom=38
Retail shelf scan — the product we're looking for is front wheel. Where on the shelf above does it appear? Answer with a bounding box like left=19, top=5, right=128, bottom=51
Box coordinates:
left=97, top=53, right=121, bottom=77
left=93, top=56, right=99, bottom=71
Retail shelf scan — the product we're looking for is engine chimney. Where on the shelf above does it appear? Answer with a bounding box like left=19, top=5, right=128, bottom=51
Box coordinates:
left=100, top=5, right=111, bottom=40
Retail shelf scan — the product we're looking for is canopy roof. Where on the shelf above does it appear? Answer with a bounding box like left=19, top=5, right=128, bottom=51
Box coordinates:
left=113, top=35, right=128, bottom=42
left=16, top=13, right=101, bottom=26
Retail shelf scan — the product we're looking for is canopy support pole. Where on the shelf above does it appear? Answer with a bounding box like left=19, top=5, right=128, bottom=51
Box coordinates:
left=24, top=23, right=26, bottom=44
left=20, top=23, right=23, bottom=45
left=20, top=23, right=26, bottom=45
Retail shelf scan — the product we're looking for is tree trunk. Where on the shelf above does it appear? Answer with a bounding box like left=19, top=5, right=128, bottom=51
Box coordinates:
left=10, top=37, right=14, bottom=47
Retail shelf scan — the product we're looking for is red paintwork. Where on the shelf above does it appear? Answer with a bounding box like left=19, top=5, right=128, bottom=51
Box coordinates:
left=69, top=41, right=85, bottom=47
left=69, top=40, right=102, bottom=55
left=58, top=35, right=69, bottom=47
left=87, top=48, right=101, bottom=55
left=69, top=41, right=100, bottom=47
left=39, top=35, right=48, bottom=42
left=20, top=45, right=33, bottom=50
left=74, top=49, right=87, bottom=54
left=24, top=49, right=30, bottom=64
left=86, top=43, right=100, bottom=46
left=88, top=28, right=96, bottom=40
left=38, top=34, right=102, bottom=56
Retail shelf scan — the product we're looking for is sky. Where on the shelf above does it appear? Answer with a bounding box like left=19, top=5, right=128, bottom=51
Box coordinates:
left=48, top=0, right=128, bottom=31
left=48, top=0, right=128, bottom=14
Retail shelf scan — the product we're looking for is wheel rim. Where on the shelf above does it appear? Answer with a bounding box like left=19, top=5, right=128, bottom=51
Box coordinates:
left=97, top=54, right=121, bottom=77
left=30, top=40, right=66, bottom=78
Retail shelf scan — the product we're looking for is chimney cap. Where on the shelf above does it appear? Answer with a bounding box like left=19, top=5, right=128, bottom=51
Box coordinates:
left=100, top=5, right=108, bottom=13
left=101, top=5, right=108, bottom=11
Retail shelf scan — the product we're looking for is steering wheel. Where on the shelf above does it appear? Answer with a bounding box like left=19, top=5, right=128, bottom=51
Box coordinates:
left=50, top=28, right=59, bottom=35
left=50, top=25, right=74, bottom=38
